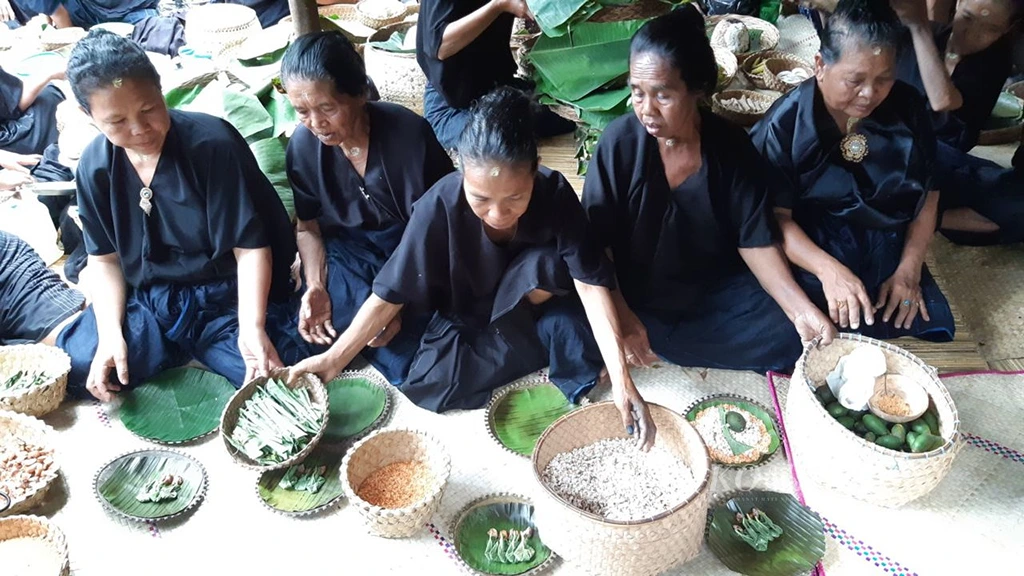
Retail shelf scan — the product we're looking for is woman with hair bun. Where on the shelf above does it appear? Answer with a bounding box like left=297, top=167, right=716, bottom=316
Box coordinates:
left=751, top=0, right=955, bottom=341
left=281, top=31, right=454, bottom=385
left=291, top=86, right=656, bottom=448
left=56, top=29, right=308, bottom=402
left=583, top=6, right=836, bottom=374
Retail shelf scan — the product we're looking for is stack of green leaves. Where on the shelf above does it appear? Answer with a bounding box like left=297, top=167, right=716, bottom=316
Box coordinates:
left=226, top=379, right=324, bottom=465
left=527, top=0, right=650, bottom=37
left=163, top=74, right=299, bottom=218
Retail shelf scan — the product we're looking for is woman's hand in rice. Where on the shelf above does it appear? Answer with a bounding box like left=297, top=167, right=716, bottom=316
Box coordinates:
left=613, top=374, right=657, bottom=451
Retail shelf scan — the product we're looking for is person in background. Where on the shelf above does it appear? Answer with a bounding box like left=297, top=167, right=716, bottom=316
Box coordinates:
left=416, top=0, right=575, bottom=150
left=0, top=60, right=64, bottom=156
left=0, top=230, right=84, bottom=346
left=584, top=7, right=835, bottom=376
left=751, top=0, right=955, bottom=342
left=291, top=87, right=656, bottom=449
left=894, top=0, right=1024, bottom=244
left=281, top=31, right=453, bottom=385
left=212, top=0, right=290, bottom=28
left=55, top=30, right=308, bottom=402
left=28, top=0, right=160, bottom=28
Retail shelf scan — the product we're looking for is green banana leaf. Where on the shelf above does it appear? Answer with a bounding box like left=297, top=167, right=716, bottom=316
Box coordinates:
left=261, top=85, right=300, bottom=139
left=164, top=84, right=206, bottom=109
left=323, top=376, right=388, bottom=442
left=489, top=383, right=574, bottom=456
left=686, top=396, right=781, bottom=467
left=119, top=367, right=235, bottom=444
left=527, top=0, right=590, bottom=36
left=759, top=0, right=782, bottom=24
left=454, top=499, right=551, bottom=575
left=238, top=44, right=289, bottom=67
left=250, top=136, right=295, bottom=219
left=367, top=31, right=415, bottom=54
left=96, top=450, right=205, bottom=521
left=257, top=452, right=344, bottom=514
left=531, top=20, right=648, bottom=102
left=183, top=84, right=274, bottom=143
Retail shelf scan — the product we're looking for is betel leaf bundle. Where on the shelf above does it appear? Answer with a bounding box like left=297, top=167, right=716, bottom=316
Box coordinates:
left=226, top=379, right=324, bottom=465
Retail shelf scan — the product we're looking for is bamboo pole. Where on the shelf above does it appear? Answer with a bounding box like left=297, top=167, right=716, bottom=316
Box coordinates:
left=289, top=0, right=321, bottom=35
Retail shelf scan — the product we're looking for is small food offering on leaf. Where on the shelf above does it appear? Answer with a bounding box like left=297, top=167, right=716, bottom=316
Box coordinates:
left=135, top=473, right=184, bottom=503
left=687, top=396, right=781, bottom=467
left=732, top=507, right=784, bottom=552
left=483, top=526, right=537, bottom=564
left=356, top=460, right=434, bottom=509
left=226, top=379, right=325, bottom=465
left=278, top=464, right=327, bottom=494
left=0, top=440, right=56, bottom=502
left=0, top=371, right=49, bottom=394
left=541, top=438, right=697, bottom=521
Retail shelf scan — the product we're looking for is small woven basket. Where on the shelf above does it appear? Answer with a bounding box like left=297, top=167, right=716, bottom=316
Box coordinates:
left=219, top=369, right=329, bottom=471
left=0, top=515, right=70, bottom=576
left=364, top=23, right=426, bottom=115
left=185, top=3, right=261, bottom=58
left=39, top=26, right=85, bottom=52
left=763, top=57, right=813, bottom=93
left=531, top=402, right=711, bottom=576
left=356, top=0, right=409, bottom=30
left=342, top=428, right=451, bottom=538
left=0, top=411, right=60, bottom=517
left=714, top=46, right=738, bottom=91
left=318, top=3, right=357, bottom=21
left=785, top=334, right=961, bottom=508
left=741, top=50, right=805, bottom=90
left=711, top=89, right=780, bottom=127
left=590, top=0, right=671, bottom=22
left=706, top=15, right=780, bottom=57
left=0, top=345, right=70, bottom=417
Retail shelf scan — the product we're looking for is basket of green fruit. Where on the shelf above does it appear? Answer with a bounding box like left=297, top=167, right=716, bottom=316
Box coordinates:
left=0, top=344, right=70, bottom=418
left=220, top=370, right=329, bottom=471
left=785, top=334, right=961, bottom=508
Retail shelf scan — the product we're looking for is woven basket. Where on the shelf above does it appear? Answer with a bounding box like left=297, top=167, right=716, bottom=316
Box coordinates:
left=342, top=428, right=451, bottom=538
left=0, top=411, right=60, bottom=517
left=714, top=46, right=738, bottom=91
left=706, top=15, right=780, bottom=58
left=0, top=515, right=70, bottom=576
left=319, top=3, right=357, bottom=20
left=590, top=0, right=671, bottom=22
left=785, top=334, right=962, bottom=508
left=0, top=345, right=70, bottom=417
left=39, top=27, right=85, bottom=52
left=977, top=82, right=1024, bottom=146
left=219, top=369, right=329, bottom=471
left=741, top=50, right=807, bottom=90
left=356, top=0, right=408, bottom=29
left=712, top=89, right=780, bottom=127
left=364, top=24, right=425, bottom=115
left=185, top=3, right=261, bottom=58
left=763, top=57, right=813, bottom=93
left=531, top=402, right=711, bottom=576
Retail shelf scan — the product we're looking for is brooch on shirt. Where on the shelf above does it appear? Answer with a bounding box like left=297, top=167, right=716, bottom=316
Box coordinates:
left=139, top=187, right=154, bottom=216
left=840, top=117, right=868, bottom=163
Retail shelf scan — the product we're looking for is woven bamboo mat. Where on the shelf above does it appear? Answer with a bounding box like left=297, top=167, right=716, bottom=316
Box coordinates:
left=927, top=236, right=1024, bottom=363
left=771, top=371, right=1024, bottom=576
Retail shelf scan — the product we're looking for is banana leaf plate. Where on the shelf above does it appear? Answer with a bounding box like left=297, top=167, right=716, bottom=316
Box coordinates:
left=485, top=379, right=576, bottom=457
left=705, top=491, right=825, bottom=576
left=119, top=367, right=236, bottom=445
left=684, top=394, right=781, bottom=469
left=450, top=493, right=555, bottom=576
left=320, top=370, right=392, bottom=447
left=93, top=449, right=207, bottom=523
left=256, top=449, right=344, bottom=517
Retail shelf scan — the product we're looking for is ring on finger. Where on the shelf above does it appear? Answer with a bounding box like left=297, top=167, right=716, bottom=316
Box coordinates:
left=902, top=299, right=912, bottom=307
left=836, top=301, right=847, bottom=309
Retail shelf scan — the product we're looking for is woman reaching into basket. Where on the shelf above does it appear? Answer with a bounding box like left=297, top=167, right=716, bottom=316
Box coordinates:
left=281, top=31, right=454, bottom=386
left=750, top=0, right=955, bottom=341
left=582, top=7, right=836, bottom=374
left=54, top=30, right=309, bottom=402
left=290, top=87, right=656, bottom=449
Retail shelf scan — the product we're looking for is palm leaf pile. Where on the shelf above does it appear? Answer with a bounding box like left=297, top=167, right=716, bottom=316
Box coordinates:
left=162, top=58, right=299, bottom=218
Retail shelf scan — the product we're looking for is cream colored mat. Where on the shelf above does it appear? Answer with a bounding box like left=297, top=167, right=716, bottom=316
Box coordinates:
left=772, top=371, right=1024, bottom=576
left=31, top=365, right=901, bottom=576
left=928, top=236, right=1024, bottom=362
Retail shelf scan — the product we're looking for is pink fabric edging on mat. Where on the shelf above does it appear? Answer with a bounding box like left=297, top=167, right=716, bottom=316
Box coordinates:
left=938, top=369, right=1024, bottom=378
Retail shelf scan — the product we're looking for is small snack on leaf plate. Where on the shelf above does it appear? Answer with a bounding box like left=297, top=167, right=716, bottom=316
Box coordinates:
left=257, top=451, right=344, bottom=516
left=95, top=449, right=206, bottom=522
left=686, top=395, right=781, bottom=467
left=452, top=495, right=553, bottom=576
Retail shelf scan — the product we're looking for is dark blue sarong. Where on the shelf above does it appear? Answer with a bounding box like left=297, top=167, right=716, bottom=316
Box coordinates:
left=56, top=279, right=310, bottom=398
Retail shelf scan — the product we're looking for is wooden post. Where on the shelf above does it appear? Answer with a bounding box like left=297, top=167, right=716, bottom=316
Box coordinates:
left=289, top=0, right=321, bottom=36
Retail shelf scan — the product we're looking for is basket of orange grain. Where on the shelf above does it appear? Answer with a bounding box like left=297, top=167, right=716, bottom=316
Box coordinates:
left=342, top=428, right=451, bottom=538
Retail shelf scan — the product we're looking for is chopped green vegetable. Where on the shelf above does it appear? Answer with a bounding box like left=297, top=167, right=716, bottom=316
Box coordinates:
left=226, top=379, right=324, bottom=465
left=0, top=370, right=49, bottom=393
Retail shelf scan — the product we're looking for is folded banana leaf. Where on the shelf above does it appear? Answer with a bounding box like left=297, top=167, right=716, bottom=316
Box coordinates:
left=530, top=20, right=649, bottom=102
left=250, top=136, right=295, bottom=218
left=526, top=0, right=590, bottom=36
